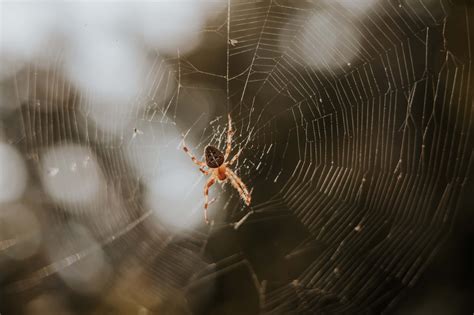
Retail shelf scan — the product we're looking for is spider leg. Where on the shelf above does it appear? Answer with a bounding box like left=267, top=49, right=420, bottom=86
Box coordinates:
left=224, top=114, right=234, bottom=160
left=204, top=176, right=216, bottom=224
left=207, top=197, right=217, bottom=207
left=182, top=137, right=206, bottom=167
left=227, top=148, right=242, bottom=166
left=199, top=167, right=210, bottom=175
left=226, top=168, right=251, bottom=206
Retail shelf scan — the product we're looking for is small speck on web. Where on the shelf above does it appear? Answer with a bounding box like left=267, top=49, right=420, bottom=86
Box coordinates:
left=47, top=168, right=59, bottom=176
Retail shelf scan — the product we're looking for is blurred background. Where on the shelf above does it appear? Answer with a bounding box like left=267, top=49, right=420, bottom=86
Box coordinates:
left=0, top=0, right=473, bottom=314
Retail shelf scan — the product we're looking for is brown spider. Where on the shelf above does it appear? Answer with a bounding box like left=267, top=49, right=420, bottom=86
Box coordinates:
left=182, top=114, right=251, bottom=224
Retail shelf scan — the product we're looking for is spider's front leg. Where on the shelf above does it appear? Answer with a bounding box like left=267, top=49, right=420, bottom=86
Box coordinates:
left=227, top=168, right=251, bottom=206
left=203, top=176, right=216, bottom=224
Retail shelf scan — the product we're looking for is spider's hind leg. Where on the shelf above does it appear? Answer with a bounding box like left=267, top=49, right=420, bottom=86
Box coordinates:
left=224, top=114, right=234, bottom=160
left=182, top=136, right=206, bottom=167
left=227, top=148, right=242, bottom=166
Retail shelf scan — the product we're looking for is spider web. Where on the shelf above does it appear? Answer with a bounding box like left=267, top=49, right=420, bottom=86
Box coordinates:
left=1, top=0, right=473, bottom=314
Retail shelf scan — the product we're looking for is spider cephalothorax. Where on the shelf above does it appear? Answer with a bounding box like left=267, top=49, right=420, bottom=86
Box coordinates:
left=182, top=114, right=251, bottom=224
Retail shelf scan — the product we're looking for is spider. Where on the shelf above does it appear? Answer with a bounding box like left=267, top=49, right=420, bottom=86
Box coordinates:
left=182, top=114, right=251, bottom=224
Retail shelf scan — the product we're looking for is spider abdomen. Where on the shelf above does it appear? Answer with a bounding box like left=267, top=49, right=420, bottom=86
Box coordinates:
left=205, top=145, right=224, bottom=168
